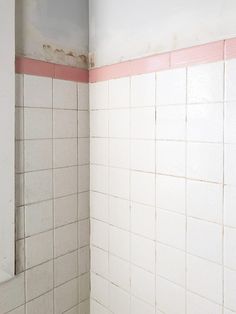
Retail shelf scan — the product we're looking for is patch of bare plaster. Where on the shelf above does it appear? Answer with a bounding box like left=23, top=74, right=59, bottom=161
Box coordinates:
left=42, top=44, right=88, bottom=68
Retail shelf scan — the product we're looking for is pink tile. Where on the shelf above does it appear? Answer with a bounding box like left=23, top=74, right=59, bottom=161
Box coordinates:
left=90, top=61, right=131, bottom=83
left=225, top=38, right=236, bottom=60
left=130, top=53, right=170, bottom=75
left=171, top=40, right=224, bottom=68
left=54, top=64, right=89, bottom=83
left=15, top=56, right=55, bottom=77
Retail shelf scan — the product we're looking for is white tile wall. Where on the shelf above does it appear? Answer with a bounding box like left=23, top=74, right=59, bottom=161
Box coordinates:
left=11, top=74, right=89, bottom=314
left=90, top=60, right=235, bottom=314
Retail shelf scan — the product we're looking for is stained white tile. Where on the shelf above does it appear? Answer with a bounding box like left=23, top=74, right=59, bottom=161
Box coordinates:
left=53, top=166, right=77, bottom=198
left=187, top=291, right=222, bottom=314
left=109, top=255, right=130, bottom=291
left=78, top=165, right=89, bottom=192
left=78, top=219, right=90, bottom=248
left=24, top=139, right=52, bottom=171
left=156, top=141, right=186, bottom=177
left=90, top=299, right=109, bottom=314
left=109, top=168, right=129, bottom=199
left=187, top=103, right=223, bottom=142
left=90, top=110, right=109, bottom=137
left=225, top=144, right=236, bottom=185
left=90, top=138, right=109, bottom=165
left=188, top=62, right=224, bottom=103
left=156, top=175, right=185, bottom=214
left=54, top=251, right=77, bottom=287
left=156, top=105, right=186, bottom=140
left=109, top=226, right=130, bottom=260
left=78, top=246, right=90, bottom=275
left=157, top=209, right=186, bottom=250
left=91, top=219, right=109, bottom=251
left=156, top=68, right=186, bottom=105
left=53, top=138, right=77, bottom=168
left=131, top=139, right=155, bottom=172
left=54, top=279, right=78, bottom=314
left=156, top=276, right=185, bottom=314
left=131, top=296, right=155, bottom=314
left=109, top=283, right=130, bottom=314
left=131, top=108, right=155, bottom=139
left=224, top=268, right=236, bottom=311
left=187, top=143, right=223, bottom=183
left=78, top=111, right=89, bottom=137
left=54, top=194, right=77, bottom=228
left=131, top=73, right=155, bottom=107
left=0, top=274, right=24, bottom=313
left=110, top=196, right=130, bottom=230
left=25, top=200, right=53, bottom=236
left=225, top=102, right=236, bottom=143
left=156, top=243, right=185, bottom=286
left=24, top=108, right=52, bottom=139
left=224, top=227, right=236, bottom=270
left=53, top=79, right=77, bottom=109
left=109, top=77, right=130, bottom=108
left=90, top=165, right=108, bottom=194
left=15, top=140, right=24, bottom=173
left=78, top=83, right=89, bottom=110
left=187, top=217, right=222, bottom=263
left=225, top=59, right=236, bottom=102
left=24, top=75, right=52, bottom=108
left=91, top=273, right=109, bottom=307
left=131, top=202, right=155, bottom=239
left=109, top=138, right=129, bottom=168
left=131, top=234, right=155, bottom=272
left=54, top=223, right=77, bottom=257
left=78, top=138, right=89, bottom=165
left=131, top=265, right=155, bottom=305
left=224, top=185, right=236, bottom=228
left=15, top=74, right=24, bottom=107
left=78, top=191, right=89, bottom=220
left=25, top=261, right=53, bottom=301
left=90, top=81, right=109, bottom=109
left=131, top=171, right=155, bottom=206
left=90, top=191, right=109, bottom=222
left=53, top=109, right=77, bottom=138
left=78, top=272, right=90, bottom=302
left=91, top=246, right=108, bottom=278
left=109, top=109, right=130, bottom=138
left=187, top=180, right=222, bottom=223
left=24, top=170, right=52, bottom=204
left=187, top=254, right=222, bottom=304
left=25, top=230, right=53, bottom=269
left=26, top=291, right=53, bottom=314
left=15, top=108, right=24, bottom=140
left=9, top=305, right=25, bottom=314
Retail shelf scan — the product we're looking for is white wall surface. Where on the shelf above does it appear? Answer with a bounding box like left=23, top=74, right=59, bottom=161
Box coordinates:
left=0, top=0, right=15, bottom=283
left=16, top=0, right=89, bottom=67
left=90, top=0, right=236, bottom=67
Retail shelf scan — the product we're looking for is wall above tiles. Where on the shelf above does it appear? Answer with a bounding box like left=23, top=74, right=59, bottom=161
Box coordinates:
left=89, top=0, right=236, bottom=67
left=16, top=0, right=89, bottom=68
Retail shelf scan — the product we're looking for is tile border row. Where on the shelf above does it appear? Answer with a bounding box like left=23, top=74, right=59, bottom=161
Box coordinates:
left=16, top=37, right=236, bottom=83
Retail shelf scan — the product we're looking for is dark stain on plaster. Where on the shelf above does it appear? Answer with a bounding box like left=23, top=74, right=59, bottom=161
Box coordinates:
left=42, top=44, right=89, bottom=68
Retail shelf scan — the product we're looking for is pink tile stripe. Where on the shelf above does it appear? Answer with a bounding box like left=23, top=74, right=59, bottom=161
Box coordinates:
left=15, top=56, right=89, bottom=83
left=16, top=37, right=236, bottom=83
left=90, top=38, right=236, bottom=82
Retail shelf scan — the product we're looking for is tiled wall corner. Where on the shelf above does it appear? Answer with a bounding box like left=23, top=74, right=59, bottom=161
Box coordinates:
left=0, top=74, right=89, bottom=314
left=90, top=59, right=236, bottom=314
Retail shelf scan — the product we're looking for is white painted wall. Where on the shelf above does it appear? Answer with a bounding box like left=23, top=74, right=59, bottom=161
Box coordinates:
left=0, top=0, right=15, bottom=283
left=90, top=0, right=236, bottom=67
left=16, top=0, right=89, bottom=67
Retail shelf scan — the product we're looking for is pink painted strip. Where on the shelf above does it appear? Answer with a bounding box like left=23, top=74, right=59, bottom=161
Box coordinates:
left=15, top=56, right=89, bottom=82
left=171, top=40, right=224, bottom=67
left=225, top=38, right=236, bottom=59
left=130, top=53, right=170, bottom=75
left=15, top=56, right=55, bottom=78
left=54, top=64, right=89, bottom=83
left=90, top=61, right=131, bottom=82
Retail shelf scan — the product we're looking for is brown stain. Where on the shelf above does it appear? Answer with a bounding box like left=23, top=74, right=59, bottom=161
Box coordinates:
left=88, top=53, right=95, bottom=68
left=42, top=44, right=89, bottom=67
